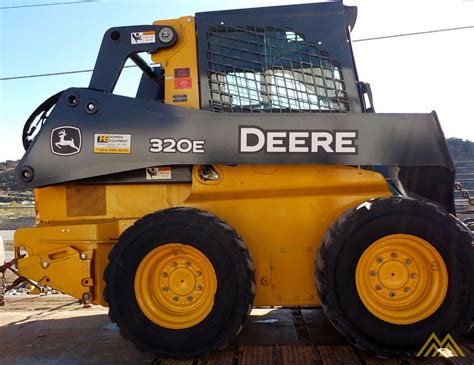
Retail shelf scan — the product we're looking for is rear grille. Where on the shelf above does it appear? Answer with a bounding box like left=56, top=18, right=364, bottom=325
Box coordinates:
left=206, top=25, right=349, bottom=113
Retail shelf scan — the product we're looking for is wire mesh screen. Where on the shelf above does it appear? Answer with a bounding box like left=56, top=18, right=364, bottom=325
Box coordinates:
left=206, top=25, right=349, bottom=113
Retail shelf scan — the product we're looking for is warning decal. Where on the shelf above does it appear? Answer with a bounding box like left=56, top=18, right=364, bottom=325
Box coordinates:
left=174, top=78, right=192, bottom=89
left=146, top=166, right=172, bottom=180
left=174, top=68, right=190, bottom=78
left=131, top=31, right=156, bottom=44
left=94, top=134, right=131, bottom=154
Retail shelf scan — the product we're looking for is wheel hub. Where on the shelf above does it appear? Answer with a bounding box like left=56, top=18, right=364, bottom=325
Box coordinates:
left=379, top=260, right=409, bottom=290
left=162, top=261, right=202, bottom=302
left=356, top=234, right=448, bottom=324
left=134, top=243, right=217, bottom=329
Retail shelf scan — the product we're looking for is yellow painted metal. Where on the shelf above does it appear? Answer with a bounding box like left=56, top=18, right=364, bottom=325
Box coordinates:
left=270, top=247, right=316, bottom=302
left=151, top=17, right=200, bottom=110
left=14, top=245, right=94, bottom=300
left=14, top=219, right=124, bottom=303
left=355, top=234, right=448, bottom=325
left=15, top=164, right=391, bottom=307
left=134, top=243, right=217, bottom=329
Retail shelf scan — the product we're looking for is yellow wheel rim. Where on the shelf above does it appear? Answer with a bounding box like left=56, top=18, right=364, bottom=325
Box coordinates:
left=355, top=234, right=448, bottom=325
left=134, top=243, right=217, bottom=329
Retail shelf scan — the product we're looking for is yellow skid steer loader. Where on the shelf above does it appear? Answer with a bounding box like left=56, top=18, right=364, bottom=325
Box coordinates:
left=11, top=0, right=473, bottom=359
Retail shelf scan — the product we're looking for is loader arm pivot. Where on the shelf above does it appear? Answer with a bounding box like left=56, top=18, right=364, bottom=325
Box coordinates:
left=89, top=25, right=177, bottom=92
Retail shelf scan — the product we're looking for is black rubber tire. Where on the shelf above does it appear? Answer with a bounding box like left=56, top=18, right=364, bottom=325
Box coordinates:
left=316, top=196, right=473, bottom=358
left=103, top=207, right=256, bottom=359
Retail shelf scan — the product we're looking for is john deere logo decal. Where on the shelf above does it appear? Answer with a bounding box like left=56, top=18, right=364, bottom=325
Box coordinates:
left=416, top=333, right=465, bottom=358
left=50, top=126, right=81, bottom=156
left=239, top=127, right=358, bottom=154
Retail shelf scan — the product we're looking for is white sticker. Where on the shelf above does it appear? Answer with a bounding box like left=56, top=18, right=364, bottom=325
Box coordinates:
left=146, top=167, right=172, bottom=180
left=130, top=31, right=156, bottom=44
left=94, top=134, right=131, bottom=154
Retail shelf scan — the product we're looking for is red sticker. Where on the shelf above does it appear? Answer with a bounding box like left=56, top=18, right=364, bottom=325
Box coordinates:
left=174, top=78, right=192, bottom=89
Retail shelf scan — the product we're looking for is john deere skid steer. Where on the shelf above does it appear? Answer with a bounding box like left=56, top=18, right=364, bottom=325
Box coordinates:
left=13, top=0, right=473, bottom=359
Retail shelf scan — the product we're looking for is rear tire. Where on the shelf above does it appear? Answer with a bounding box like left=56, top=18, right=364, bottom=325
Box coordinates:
left=104, top=207, right=255, bottom=359
left=316, top=196, right=473, bottom=357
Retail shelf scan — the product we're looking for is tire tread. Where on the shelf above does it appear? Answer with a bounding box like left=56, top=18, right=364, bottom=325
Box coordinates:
left=103, top=207, right=256, bottom=358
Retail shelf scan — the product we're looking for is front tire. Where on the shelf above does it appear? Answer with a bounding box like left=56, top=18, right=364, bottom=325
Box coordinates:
left=104, top=207, right=256, bottom=359
left=316, top=196, right=473, bottom=357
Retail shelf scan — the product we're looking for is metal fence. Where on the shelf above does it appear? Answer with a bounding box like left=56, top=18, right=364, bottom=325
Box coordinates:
left=0, top=205, right=35, bottom=218
left=0, top=206, right=35, bottom=232
left=454, top=160, right=474, bottom=215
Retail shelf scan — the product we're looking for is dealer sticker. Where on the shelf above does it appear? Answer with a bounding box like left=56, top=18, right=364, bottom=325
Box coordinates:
left=146, top=167, right=172, bottom=180
left=94, top=134, right=131, bottom=154
left=131, top=31, right=156, bottom=44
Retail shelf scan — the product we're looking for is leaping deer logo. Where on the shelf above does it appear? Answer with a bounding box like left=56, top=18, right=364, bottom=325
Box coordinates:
left=50, top=126, right=81, bottom=156
left=55, top=129, right=79, bottom=150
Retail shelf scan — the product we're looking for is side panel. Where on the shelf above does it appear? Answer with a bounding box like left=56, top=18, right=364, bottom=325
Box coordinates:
left=15, top=165, right=391, bottom=306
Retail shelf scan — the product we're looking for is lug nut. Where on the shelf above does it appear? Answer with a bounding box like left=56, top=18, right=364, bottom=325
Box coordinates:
left=370, top=270, right=377, bottom=277
left=375, top=285, right=382, bottom=291
left=196, top=271, right=202, bottom=277
left=404, top=287, right=411, bottom=293
left=410, top=273, right=417, bottom=279
left=185, top=261, right=191, bottom=267
left=42, top=261, right=49, bottom=268
left=376, top=257, right=383, bottom=263
left=389, top=292, right=396, bottom=297
left=405, top=259, right=411, bottom=265
left=187, top=296, right=193, bottom=302
left=196, top=285, right=203, bottom=291
left=171, top=262, right=177, bottom=268
left=172, top=248, right=181, bottom=255
left=161, top=272, right=168, bottom=278
left=391, top=252, right=398, bottom=258
left=162, top=286, right=169, bottom=292
left=172, top=296, right=179, bottom=302
left=429, top=263, right=438, bottom=271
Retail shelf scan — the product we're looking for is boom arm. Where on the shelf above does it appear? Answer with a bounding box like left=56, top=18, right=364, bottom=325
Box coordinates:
left=89, top=25, right=177, bottom=92
left=16, top=87, right=455, bottom=212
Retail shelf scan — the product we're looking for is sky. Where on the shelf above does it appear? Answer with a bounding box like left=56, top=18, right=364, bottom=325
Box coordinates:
left=1, top=0, right=473, bottom=162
